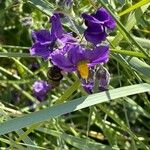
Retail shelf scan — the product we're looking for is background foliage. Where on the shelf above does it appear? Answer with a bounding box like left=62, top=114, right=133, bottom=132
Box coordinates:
left=0, top=0, right=150, bottom=149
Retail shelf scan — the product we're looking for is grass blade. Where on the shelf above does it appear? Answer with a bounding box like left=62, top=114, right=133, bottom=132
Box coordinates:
left=119, top=0, right=150, bottom=17
left=0, top=83, right=149, bottom=135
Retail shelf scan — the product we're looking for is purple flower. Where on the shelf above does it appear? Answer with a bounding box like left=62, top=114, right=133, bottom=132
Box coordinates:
left=33, top=80, right=51, bottom=101
left=51, top=44, right=109, bottom=79
left=30, top=13, right=76, bottom=59
left=82, top=7, right=116, bottom=45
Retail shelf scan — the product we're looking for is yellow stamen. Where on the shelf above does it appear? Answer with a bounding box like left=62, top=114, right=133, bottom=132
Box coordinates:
left=77, top=61, right=89, bottom=79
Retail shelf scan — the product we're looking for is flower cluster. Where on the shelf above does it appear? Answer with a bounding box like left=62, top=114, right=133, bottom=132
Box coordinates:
left=30, top=7, right=116, bottom=97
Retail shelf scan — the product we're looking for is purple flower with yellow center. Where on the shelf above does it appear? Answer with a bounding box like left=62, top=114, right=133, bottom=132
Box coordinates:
left=51, top=44, right=109, bottom=79
left=30, top=13, right=76, bottom=59
left=33, top=80, right=51, bottom=101
left=82, top=7, right=116, bottom=45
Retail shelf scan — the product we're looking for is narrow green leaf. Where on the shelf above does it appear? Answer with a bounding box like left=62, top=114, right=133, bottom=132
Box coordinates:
left=0, top=48, right=35, bottom=76
left=0, top=52, right=36, bottom=58
left=56, top=79, right=80, bottom=104
left=0, top=137, right=48, bottom=149
left=0, top=80, right=33, bottom=84
left=0, top=44, right=29, bottom=49
left=108, top=36, right=150, bottom=49
left=12, top=58, right=34, bottom=76
left=0, top=83, right=149, bottom=135
left=28, top=0, right=54, bottom=16
left=0, top=66, right=21, bottom=80
left=0, top=138, right=25, bottom=149
left=119, top=0, right=150, bottom=16
left=110, top=49, right=147, bottom=59
left=125, top=56, right=150, bottom=78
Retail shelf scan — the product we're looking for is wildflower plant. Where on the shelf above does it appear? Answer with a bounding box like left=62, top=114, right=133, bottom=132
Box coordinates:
left=0, top=1, right=150, bottom=149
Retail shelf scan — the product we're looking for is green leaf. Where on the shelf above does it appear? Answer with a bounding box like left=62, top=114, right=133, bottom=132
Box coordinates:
left=0, top=44, right=29, bottom=50
left=119, top=0, right=150, bottom=17
left=0, top=83, right=149, bottom=135
left=0, top=52, right=36, bottom=58
left=56, top=79, right=80, bottom=104
left=110, top=49, right=147, bottom=59
left=28, top=0, right=54, bottom=16
left=125, top=56, right=150, bottom=79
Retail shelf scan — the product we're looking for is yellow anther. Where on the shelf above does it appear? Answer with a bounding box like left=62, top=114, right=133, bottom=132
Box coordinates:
left=77, top=61, right=89, bottom=79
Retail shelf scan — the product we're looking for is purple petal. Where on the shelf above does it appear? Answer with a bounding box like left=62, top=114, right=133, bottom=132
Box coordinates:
left=50, top=13, right=64, bottom=38
left=105, top=17, right=116, bottom=30
left=51, top=51, right=75, bottom=71
left=30, top=42, right=52, bottom=59
left=32, top=30, right=52, bottom=44
left=57, top=33, right=77, bottom=49
left=95, top=8, right=116, bottom=30
left=60, top=43, right=74, bottom=55
left=96, top=66, right=110, bottom=91
left=94, top=8, right=110, bottom=22
left=61, top=33, right=76, bottom=44
left=84, top=28, right=107, bottom=45
left=68, top=45, right=86, bottom=64
left=80, top=69, right=95, bottom=94
left=35, top=95, right=46, bottom=101
left=81, top=80, right=94, bottom=94
left=85, top=45, right=109, bottom=66
left=33, top=80, right=51, bottom=101
left=82, top=13, right=102, bottom=25
left=82, top=13, right=103, bottom=31
left=33, top=80, right=50, bottom=94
